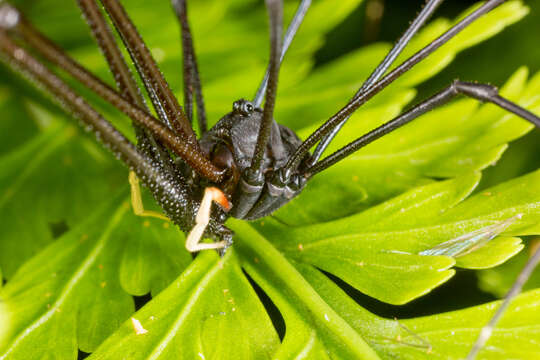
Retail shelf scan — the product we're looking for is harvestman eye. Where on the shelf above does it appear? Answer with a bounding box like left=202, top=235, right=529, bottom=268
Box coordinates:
left=0, top=0, right=539, bottom=357
left=232, top=99, right=255, bottom=116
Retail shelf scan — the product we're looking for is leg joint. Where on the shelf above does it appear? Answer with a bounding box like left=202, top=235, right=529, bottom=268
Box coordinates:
left=453, top=80, right=499, bottom=102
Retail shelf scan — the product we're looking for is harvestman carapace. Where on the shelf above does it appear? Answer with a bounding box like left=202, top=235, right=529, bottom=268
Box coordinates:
left=0, top=0, right=539, bottom=358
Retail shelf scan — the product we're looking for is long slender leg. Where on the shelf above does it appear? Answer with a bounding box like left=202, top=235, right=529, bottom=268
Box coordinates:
left=249, top=0, right=283, bottom=176
left=2, top=5, right=224, bottom=183
left=78, top=0, right=145, bottom=108
left=0, top=28, right=196, bottom=228
left=253, top=0, right=311, bottom=108
left=229, top=0, right=283, bottom=219
left=283, top=0, right=506, bottom=176
left=466, top=245, right=540, bottom=360
left=77, top=0, right=171, bottom=168
left=0, top=29, right=141, bottom=173
left=311, top=0, right=445, bottom=163
left=171, top=0, right=207, bottom=134
left=77, top=0, right=180, bottom=217
left=99, top=0, right=197, bottom=143
left=303, top=81, right=540, bottom=177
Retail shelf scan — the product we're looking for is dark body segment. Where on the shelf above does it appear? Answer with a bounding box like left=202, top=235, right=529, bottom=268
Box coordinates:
left=199, top=100, right=306, bottom=220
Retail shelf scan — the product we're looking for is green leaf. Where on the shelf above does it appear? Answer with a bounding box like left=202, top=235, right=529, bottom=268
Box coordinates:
left=0, top=118, right=126, bottom=278
left=298, top=263, right=540, bottom=359
left=0, top=88, right=40, bottom=155
left=394, top=1, right=530, bottom=87
left=393, top=291, right=540, bottom=359
left=252, top=169, right=540, bottom=304
left=453, top=236, right=524, bottom=269
left=88, top=251, right=279, bottom=360
left=83, top=235, right=540, bottom=359
left=0, top=193, right=191, bottom=356
left=232, top=220, right=381, bottom=360
left=478, top=239, right=540, bottom=297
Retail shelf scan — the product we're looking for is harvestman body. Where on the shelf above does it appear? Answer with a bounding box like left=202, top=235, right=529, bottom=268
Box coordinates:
left=1, top=0, right=540, bottom=358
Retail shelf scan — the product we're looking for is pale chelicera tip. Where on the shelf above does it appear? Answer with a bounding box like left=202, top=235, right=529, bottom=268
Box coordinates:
left=185, top=187, right=231, bottom=252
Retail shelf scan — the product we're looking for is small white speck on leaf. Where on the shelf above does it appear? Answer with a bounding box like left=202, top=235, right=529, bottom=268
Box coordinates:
left=131, top=317, right=148, bottom=335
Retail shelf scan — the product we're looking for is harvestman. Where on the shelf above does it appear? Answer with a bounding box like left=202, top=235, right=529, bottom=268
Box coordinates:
left=0, top=0, right=539, bottom=358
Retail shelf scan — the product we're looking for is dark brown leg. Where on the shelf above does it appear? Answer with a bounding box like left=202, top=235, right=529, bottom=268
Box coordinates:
left=0, top=29, right=202, bottom=232
left=77, top=0, right=167, bottom=165
left=99, top=0, right=196, bottom=143
left=172, top=0, right=207, bottom=134
left=78, top=0, right=145, bottom=107
left=1, top=4, right=224, bottom=182
left=249, top=0, right=283, bottom=177
left=0, top=28, right=171, bottom=197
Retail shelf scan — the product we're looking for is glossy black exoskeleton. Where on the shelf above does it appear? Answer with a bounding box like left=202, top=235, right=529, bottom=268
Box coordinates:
left=200, top=99, right=307, bottom=220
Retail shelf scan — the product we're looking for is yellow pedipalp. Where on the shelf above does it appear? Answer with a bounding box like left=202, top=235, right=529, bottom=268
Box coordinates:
left=129, top=171, right=169, bottom=221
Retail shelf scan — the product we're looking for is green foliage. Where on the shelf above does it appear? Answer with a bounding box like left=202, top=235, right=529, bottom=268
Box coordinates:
left=91, top=251, right=280, bottom=360
left=478, top=239, right=540, bottom=297
left=1, top=0, right=539, bottom=359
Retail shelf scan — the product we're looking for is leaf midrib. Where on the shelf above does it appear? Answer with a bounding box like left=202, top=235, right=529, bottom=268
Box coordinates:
left=146, top=253, right=228, bottom=360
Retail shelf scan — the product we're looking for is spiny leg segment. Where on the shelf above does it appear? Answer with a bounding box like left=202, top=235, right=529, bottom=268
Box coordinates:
left=77, top=0, right=234, bottom=247
left=78, top=0, right=150, bottom=130
left=2, top=3, right=224, bottom=183
left=77, top=0, right=165, bottom=162
left=95, top=1, right=229, bottom=214
left=171, top=0, right=207, bottom=133
left=78, top=0, right=176, bottom=223
left=99, top=0, right=196, bottom=142
left=0, top=26, right=195, bottom=221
